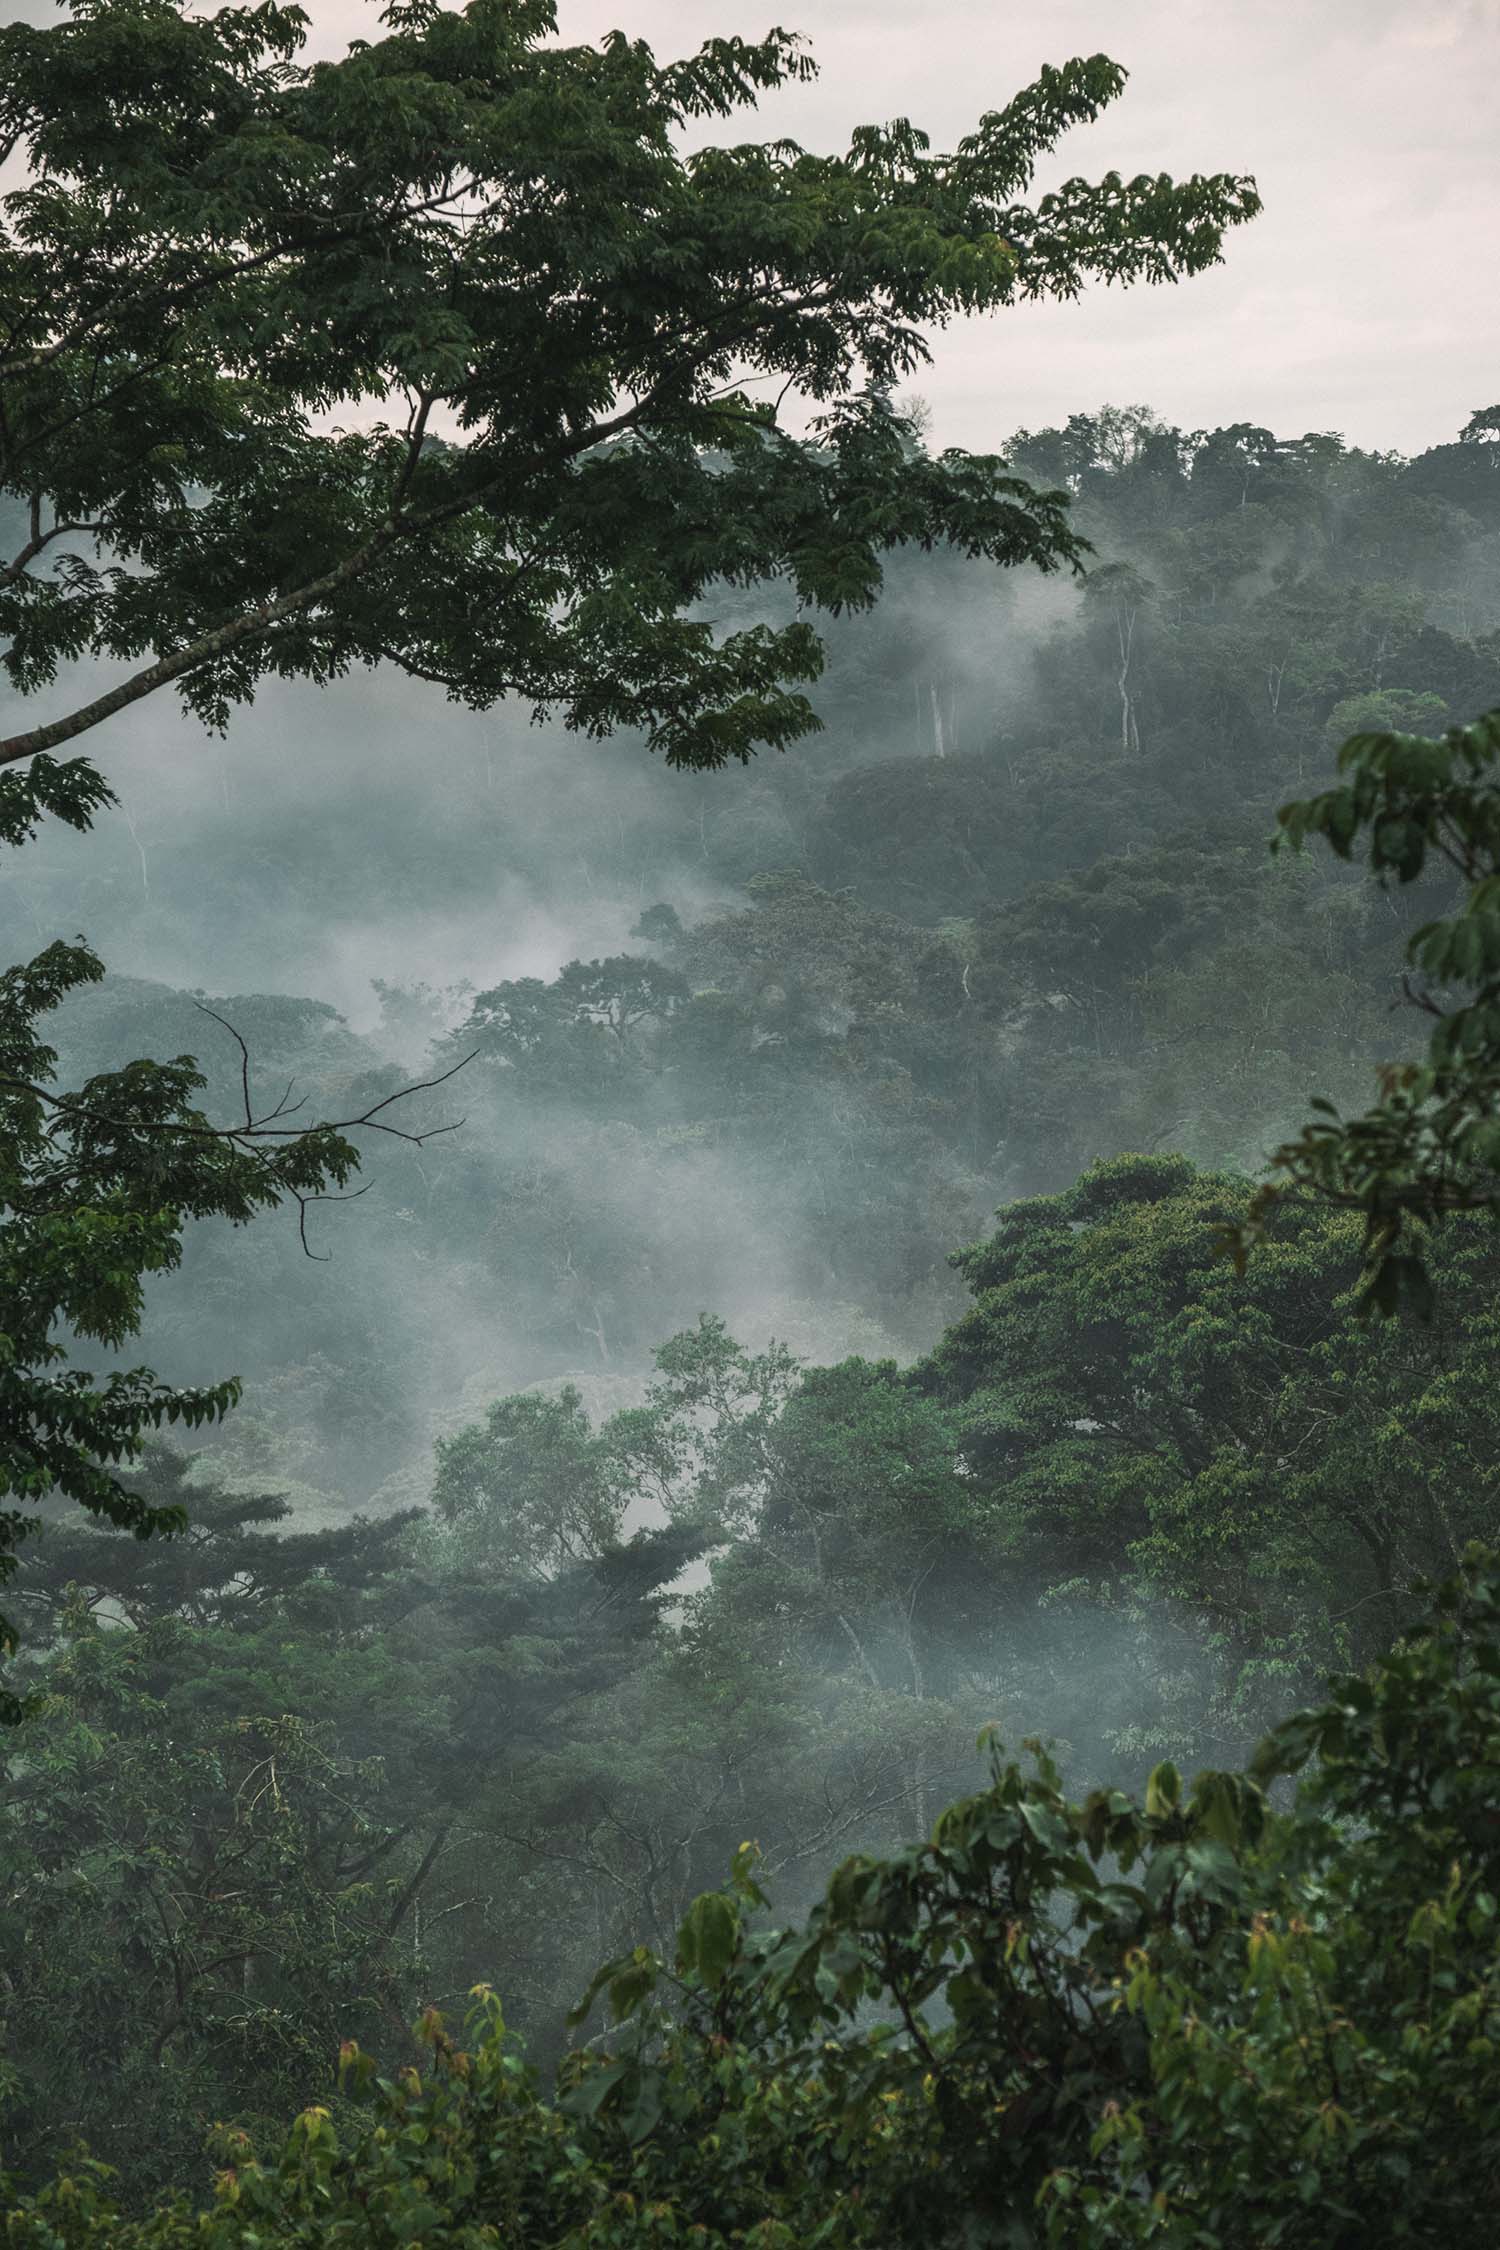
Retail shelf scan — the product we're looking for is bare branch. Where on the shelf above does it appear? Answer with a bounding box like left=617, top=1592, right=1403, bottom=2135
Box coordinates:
left=1, top=512, right=100, bottom=590
left=194, top=1003, right=254, bottom=1129
left=295, top=1179, right=372, bottom=1261
left=0, top=1042, right=478, bottom=1154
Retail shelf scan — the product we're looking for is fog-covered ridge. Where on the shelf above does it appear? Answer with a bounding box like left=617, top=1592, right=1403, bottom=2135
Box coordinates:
left=7, top=409, right=1496, bottom=1515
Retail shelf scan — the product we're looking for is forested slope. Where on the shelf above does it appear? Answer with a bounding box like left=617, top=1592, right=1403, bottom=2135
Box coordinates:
left=5, top=410, right=1500, bottom=2207
left=10, top=407, right=1497, bottom=1509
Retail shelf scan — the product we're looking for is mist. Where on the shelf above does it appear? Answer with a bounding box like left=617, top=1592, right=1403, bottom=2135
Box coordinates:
left=11, top=0, right=1500, bottom=2213
left=10, top=410, right=1498, bottom=1545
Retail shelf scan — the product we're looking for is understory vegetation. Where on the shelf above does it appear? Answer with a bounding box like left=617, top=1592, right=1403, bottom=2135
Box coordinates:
left=12, top=1546, right=1500, bottom=2246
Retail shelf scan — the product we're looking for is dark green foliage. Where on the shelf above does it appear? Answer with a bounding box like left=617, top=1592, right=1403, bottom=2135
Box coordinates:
left=0, top=1435, right=706, bottom=2198
left=0, top=1647, right=410, bottom=2196
left=924, top=1154, right=1500, bottom=1747
left=11, top=1169, right=1500, bottom=2211
left=0, top=1, right=1260, bottom=775
left=9, top=1551, right=1500, bottom=2246
left=0, top=761, right=399, bottom=1717
left=12, top=1443, right=416, bottom=1634
left=1238, top=704, right=1500, bottom=1309
left=432, top=1386, right=624, bottom=1574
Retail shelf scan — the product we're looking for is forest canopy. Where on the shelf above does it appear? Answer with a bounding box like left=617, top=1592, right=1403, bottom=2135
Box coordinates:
left=4, top=0, right=1500, bottom=2243
left=0, top=0, right=1259, bottom=772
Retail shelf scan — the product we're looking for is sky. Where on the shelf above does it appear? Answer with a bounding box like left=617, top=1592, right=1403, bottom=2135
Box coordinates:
left=279, top=0, right=1500, bottom=461
left=3, top=0, right=1495, bottom=450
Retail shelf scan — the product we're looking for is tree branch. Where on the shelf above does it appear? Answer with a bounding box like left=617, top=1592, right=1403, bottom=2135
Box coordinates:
left=1, top=511, right=99, bottom=589
left=0, top=385, right=665, bottom=771
left=0, top=1042, right=476, bottom=1150
left=0, top=181, right=489, bottom=386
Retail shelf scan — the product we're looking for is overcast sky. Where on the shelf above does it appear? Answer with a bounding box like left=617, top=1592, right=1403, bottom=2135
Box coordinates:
left=277, top=0, right=1500, bottom=460
left=6, top=0, right=1497, bottom=452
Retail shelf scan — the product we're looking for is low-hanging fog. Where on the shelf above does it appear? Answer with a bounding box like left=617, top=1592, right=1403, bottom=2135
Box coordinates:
left=4, top=539, right=1077, bottom=1510
left=11, top=409, right=1500, bottom=1535
left=10, top=403, right=1500, bottom=2181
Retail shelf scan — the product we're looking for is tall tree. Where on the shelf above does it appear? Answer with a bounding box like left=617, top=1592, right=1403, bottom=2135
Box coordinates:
left=0, top=5, right=1260, bottom=1691
left=0, top=0, right=1259, bottom=776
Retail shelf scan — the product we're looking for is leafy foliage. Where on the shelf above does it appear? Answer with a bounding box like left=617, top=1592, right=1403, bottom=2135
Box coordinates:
left=925, top=1154, right=1500, bottom=1741
left=0, top=1436, right=705, bottom=2196
left=1236, top=705, right=1500, bottom=1310
left=0, top=757, right=417, bottom=1716
left=9, top=1550, right=1500, bottom=2245
left=11, top=1200, right=1500, bottom=2205
left=0, top=1, right=1259, bottom=774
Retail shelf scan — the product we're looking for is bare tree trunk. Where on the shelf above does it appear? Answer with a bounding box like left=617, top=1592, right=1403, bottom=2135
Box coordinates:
left=901, top=1610, right=929, bottom=1835
left=120, top=803, right=150, bottom=900
left=833, top=1609, right=883, bottom=1695
left=1116, top=607, right=1141, bottom=756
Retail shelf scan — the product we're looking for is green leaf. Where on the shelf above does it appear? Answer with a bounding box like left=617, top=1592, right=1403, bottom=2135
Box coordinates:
left=676, top=1890, right=740, bottom=1989
left=1144, top=1761, right=1181, bottom=1819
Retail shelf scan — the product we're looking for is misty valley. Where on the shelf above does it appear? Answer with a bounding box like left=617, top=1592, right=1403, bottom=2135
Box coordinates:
left=4, top=5, right=1500, bottom=2242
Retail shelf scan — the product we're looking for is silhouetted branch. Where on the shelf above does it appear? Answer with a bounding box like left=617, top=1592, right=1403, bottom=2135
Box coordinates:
left=0, top=1014, right=478, bottom=1254
left=294, top=1180, right=373, bottom=1262
left=0, top=1042, right=477, bottom=1151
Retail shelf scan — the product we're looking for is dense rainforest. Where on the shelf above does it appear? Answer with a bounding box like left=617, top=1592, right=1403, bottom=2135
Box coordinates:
left=4, top=1, right=1500, bottom=2241
left=9, top=406, right=1500, bottom=2235
left=14, top=404, right=1500, bottom=1506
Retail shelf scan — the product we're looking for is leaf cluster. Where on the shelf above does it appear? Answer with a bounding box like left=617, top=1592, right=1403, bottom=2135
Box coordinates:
left=1, top=2, right=1258, bottom=772
left=1234, top=707, right=1500, bottom=1311
left=13, top=1551, right=1500, bottom=2245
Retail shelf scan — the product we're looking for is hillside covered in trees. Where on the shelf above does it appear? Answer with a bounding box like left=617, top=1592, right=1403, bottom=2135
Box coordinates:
left=12, top=403, right=1499, bottom=1507
left=4, top=0, right=1500, bottom=2240
left=8, top=400, right=1500, bottom=2232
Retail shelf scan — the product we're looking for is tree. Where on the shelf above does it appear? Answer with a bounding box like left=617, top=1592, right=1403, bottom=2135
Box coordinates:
left=921, top=1153, right=1500, bottom=1755
left=0, top=759, right=469, bottom=1718
left=13, top=1548, right=1500, bottom=2246
left=9, top=1442, right=417, bottom=1636
left=599, top=1313, right=803, bottom=1536
left=690, top=1354, right=997, bottom=1836
left=1080, top=560, right=1153, bottom=756
left=1242, top=704, right=1500, bottom=1309
left=431, top=1386, right=624, bottom=1576
left=448, top=958, right=688, bottom=1105
left=0, top=2, right=1259, bottom=777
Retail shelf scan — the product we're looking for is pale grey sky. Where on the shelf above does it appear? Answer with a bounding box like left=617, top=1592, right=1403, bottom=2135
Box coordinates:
left=296, top=0, right=1499, bottom=459
left=8, top=0, right=1498, bottom=453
